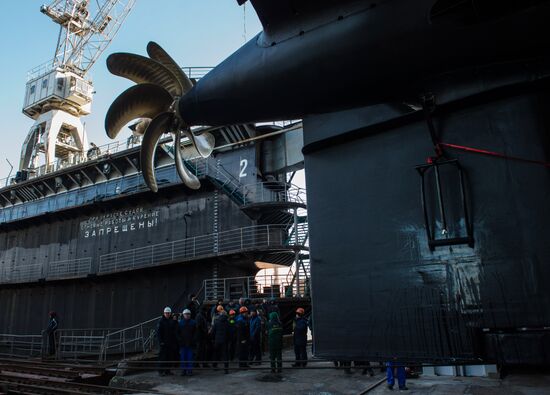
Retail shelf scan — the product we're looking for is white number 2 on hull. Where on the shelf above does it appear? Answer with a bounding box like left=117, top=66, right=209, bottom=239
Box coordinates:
left=239, top=159, right=248, bottom=178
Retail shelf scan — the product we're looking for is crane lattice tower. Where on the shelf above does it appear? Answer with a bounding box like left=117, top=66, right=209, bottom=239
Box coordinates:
left=19, top=0, right=135, bottom=178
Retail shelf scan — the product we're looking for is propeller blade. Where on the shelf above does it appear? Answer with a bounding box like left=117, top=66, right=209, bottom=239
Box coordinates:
left=105, top=84, right=173, bottom=139
left=106, top=53, right=184, bottom=97
left=174, top=129, right=201, bottom=190
left=147, top=41, right=194, bottom=94
left=128, top=118, right=151, bottom=136
left=140, top=112, right=173, bottom=193
left=184, top=130, right=215, bottom=158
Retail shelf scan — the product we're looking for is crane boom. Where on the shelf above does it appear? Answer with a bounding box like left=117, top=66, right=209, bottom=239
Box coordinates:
left=41, top=0, right=135, bottom=76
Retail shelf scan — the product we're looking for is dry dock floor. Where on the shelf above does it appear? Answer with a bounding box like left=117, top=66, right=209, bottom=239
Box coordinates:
left=111, top=347, right=550, bottom=394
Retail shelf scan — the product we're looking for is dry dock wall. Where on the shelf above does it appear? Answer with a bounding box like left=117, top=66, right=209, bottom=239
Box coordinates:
left=0, top=187, right=255, bottom=333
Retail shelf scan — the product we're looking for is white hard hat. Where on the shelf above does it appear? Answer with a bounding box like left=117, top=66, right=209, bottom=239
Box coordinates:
left=182, top=309, right=191, bottom=315
left=163, top=307, right=172, bottom=313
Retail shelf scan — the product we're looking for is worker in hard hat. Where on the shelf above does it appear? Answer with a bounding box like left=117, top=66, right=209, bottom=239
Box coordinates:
left=228, top=309, right=237, bottom=361
left=236, top=306, right=250, bottom=368
left=292, top=307, right=308, bottom=367
left=249, top=308, right=262, bottom=364
left=210, top=299, right=225, bottom=325
left=267, top=311, right=283, bottom=374
left=157, top=307, right=178, bottom=376
left=195, top=305, right=210, bottom=368
left=211, top=307, right=230, bottom=374
left=177, top=309, right=197, bottom=376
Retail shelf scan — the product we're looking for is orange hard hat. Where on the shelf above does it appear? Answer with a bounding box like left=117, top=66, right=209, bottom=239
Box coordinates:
left=296, top=307, right=305, bottom=315
left=239, top=306, right=248, bottom=313
left=216, top=305, right=224, bottom=312
left=229, top=309, right=236, bottom=315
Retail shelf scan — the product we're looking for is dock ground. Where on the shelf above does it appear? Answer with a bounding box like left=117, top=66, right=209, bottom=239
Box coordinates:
left=110, top=346, right=550, bottom=395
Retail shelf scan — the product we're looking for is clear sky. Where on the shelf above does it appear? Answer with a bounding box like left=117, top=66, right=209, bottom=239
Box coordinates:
left=0, top=1, right=263, bottom=179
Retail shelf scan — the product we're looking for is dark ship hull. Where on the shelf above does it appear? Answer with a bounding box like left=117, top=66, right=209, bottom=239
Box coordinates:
left=0, top=124, right=306, bottom=334
left=304, top=60, right=550, bottom=365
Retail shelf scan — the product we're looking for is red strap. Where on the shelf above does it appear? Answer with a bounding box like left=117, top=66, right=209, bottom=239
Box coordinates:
left=439, top=142, right=550, bottom=168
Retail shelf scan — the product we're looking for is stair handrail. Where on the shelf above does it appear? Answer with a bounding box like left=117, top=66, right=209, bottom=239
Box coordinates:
left=239, top=182, right=306, bottom=205
left=99, top=315, right=160, bottom=362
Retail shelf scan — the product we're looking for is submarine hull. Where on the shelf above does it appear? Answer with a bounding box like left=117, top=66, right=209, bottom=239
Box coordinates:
left=304, top=63, right=550, bottom=365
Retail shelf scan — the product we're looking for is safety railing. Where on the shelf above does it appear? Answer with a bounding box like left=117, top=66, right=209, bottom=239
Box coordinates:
left=99, top=316, right=159, bottom=362
left=27, top=60, right=212, bottom=83
left=183, top=154, right=307, bottom=207
left=0, top=258, right=93, bottom=285
left=1, top=263, right=43, bottom=284
left=57, top=317, right=159, bottom=361
left=0, top=221, right=307, bottom=285
left=0, top=317, right=160, bottom=361
left=0, top=128, right=216, bottom=187
left=182, top=67, right=213, bottom=80
left=0, top=127, right=190, bottom=187
left=27, top=59, right=58, bottom=81
left=56, top=328, right=119, bottom=359
left=189, top=154, right=306, bottom=207
left=98, top=223, right=307, bottom=275
left=239, top=182, right=306, bottom=206
left=0, top=139, right=136, bottom=187
left=46, top=258, right=92, bottom=280
left=1, top=119, right=303, bottom=189
left=204, top=273, right=311, bottom=301
left=196, top=155, right=246, bottom=204
left=12, top=66, right=213, bottom=186
left=181, top=153, right=307, bottom=208
left=0, top=333, right=43, bottom=358
left=0, top=130, right=305, bottom=204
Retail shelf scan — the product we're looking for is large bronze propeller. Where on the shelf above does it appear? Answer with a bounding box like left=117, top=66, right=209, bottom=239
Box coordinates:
left=104, top=42, right=214, bottom=192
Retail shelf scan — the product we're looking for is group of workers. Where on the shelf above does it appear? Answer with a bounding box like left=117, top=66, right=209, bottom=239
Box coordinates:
left=156, top=296, right=407, bottom=389
left=45, top=301, right=407, bottom=389
left=156, top=296, right=309, bottom=376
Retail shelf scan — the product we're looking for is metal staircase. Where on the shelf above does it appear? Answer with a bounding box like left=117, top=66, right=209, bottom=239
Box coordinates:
left=162, top=141, right=306, bottom=211
left=196, top=156, right=299, bottom=209
left=285, top=216, right=309, bottom=247
left=161, top=140, right=310, bottom=301
left=286, top=254, right=311, bottom=297
left=161, top=142, right=247, bottom=205
left=207, top=158, right=246, bottom=205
